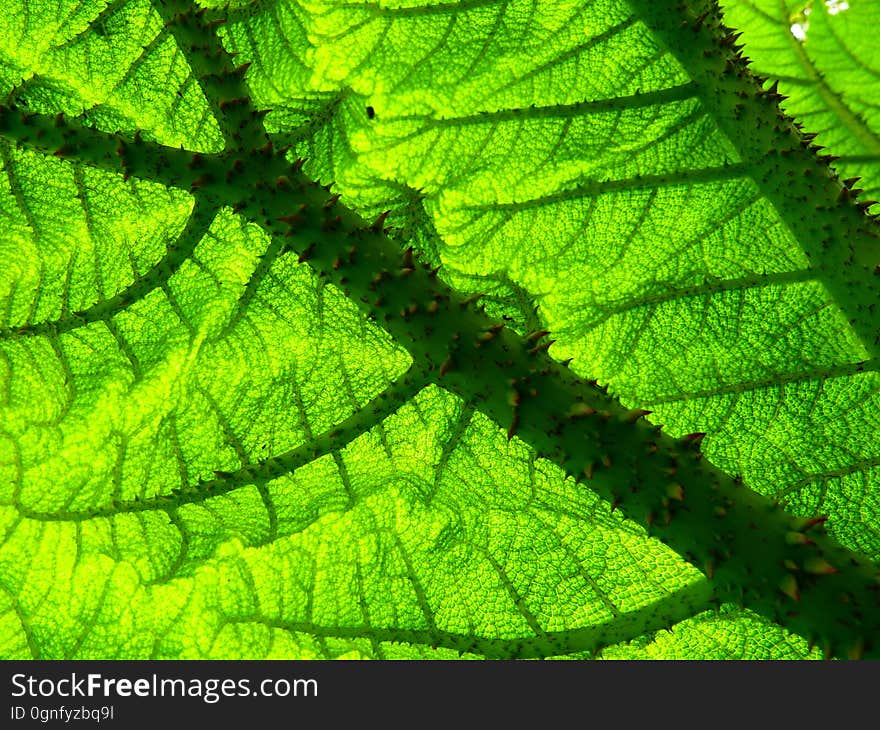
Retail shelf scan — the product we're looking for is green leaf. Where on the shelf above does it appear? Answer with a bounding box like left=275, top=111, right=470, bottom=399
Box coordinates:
left=0, top=0, right=877, bottom=660
left=723, top=0, right=880, bottom=214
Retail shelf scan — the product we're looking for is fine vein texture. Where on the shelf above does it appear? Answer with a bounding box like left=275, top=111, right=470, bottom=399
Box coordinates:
left=0, top=0, right=877, bottom=660
left=235, top=0, right=880, bottom=566
left=723, top=0, right=880, bottom=215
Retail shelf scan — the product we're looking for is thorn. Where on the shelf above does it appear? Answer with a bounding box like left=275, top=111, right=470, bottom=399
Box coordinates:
left=218, top=95, right=249, bottom=111
left=371, top=210, right=391, bottom=232
left=703, top=559, right=715, bottom=579
left=323, top=193, right=341, bottom=209
left=507, top=411, right=519, bottom=441
left=666, top=483, right=685, bottom=501
left=525, top=330, right=550, bottom=343
left=297, top=242, right=316, bottom=263
left=459, top=293, right=483, bottom=307
left=786, top=531, right=814, bottom=546
left=401, top=247, right=414, bottom=269
left=527, top=339, right=555, bottom=355
left=692, top=10, right=709, bottom=30
left=567, top=403, right=595, bottom=418
left=277, top=212, right=304, bottom=227
left=232, top=61, right=252, bottom=77
left=793, top=515, right=828, bottom=532
left=804, top=557, right=838, bottom=575
left=681, top=432, right=706, bottom=448
left=779, top=574, right=800, bottom=602
left=624, top=408, right=652, bottom=423
left=439, top=357, right=453, bottom=377
left=189, top=174, right=212, bottom=192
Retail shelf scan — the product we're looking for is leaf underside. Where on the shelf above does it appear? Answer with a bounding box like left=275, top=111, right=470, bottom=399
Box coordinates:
left=0, top=0, right=877, bottom=660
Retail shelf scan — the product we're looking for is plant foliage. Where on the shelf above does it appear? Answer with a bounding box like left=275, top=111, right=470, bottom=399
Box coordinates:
left=0, top=0, right=878, bottom=659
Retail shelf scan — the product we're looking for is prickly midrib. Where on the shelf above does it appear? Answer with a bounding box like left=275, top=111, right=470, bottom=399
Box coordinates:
left=3, top=95, right=878, bottom=657
left=628, top=0, right=880, bottom=353
left=1, top=2, right=879, bottom=658
left=782, top=7, right=880, bottom=157
left=250, top=153, right=880, bottom=659
left=734, top=0, right=880, bottom=158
